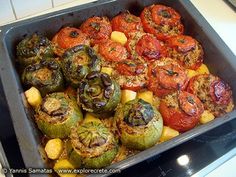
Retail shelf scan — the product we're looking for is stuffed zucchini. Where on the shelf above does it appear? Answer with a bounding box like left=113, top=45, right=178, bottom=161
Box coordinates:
left=35, top=92, right=83, bottom=138
left=77, top=71, right=121, bottom=118
left=16, top=34, right=54, bottom=67
left=22, top=59, right=64, bottom=96
left=115, top=99, right=163, bottom=150
left=62, top=45, right=101, bottom=87
left=67, top=121, right=118, bottom=168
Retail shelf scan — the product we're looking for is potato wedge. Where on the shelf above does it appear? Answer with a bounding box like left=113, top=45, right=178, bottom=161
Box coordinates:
left=137, top=91, right=153, bottom=105
left=45, top=138, right=64, bottom=160
left=121, top=90, right=137, bottom=104
left=25, top=87, right=42, bottom=107
left=199, top=110, right=215, bottom=124
left=196, top=64, right=210, bottom=74
left=111, top=31, right=127, bottom=45
left=159, top=126, right=179, bottom=142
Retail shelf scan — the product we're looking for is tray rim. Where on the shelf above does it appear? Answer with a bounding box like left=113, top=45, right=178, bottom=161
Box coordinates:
left=0, top=0, right=236, bottom=176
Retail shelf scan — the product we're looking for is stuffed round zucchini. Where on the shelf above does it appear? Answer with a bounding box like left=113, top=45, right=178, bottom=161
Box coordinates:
left=35, top=92, right=83, bottom=138
left=77, top=71, right=121, bottom=118
left=62, top=45, right=101, bottom=87
left=68, top=121, right=118, bottom=168
left=115, top=99, right=163, bottom=150
left=22, top=59, right=64, bottom=96
left=16, top=34, right=54, bottom=67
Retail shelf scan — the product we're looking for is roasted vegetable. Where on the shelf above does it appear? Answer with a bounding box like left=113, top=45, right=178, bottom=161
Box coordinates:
left=77, top=71, right=121, bottom=118
left=54, top=159, right=76, bottom=177
left=101, top=67, right=113, bottom=75
left=160, top=91, right=204, bottom=132
left=111, top=31, right=127, bottom=45
left=199, top=110, right=215, bottom=124
left=22, top=59, right=64, bottom=96
left=137, top=91, right=153, bottom=105
left=68, top=121, right=118, bottom=168
left=45, top=138, right=64, bottom=160
left=24, top=87, right=42, bottom=107
left=16, top=34, right=54, bottom=67
left=62, top=45, right=101, bottom=87
left=196, top=64, right=210, bottom=74
left=115, top=99, right=163, bottom=150
left=35, top=92, right=83, bottom=138
left=159, top=126, right=179, bottom=142
left=121, top=90, right=137, bottom=104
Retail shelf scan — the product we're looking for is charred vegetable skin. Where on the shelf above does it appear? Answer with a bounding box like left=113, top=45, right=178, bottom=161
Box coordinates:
left=68, top=121, right=118, bottom=168
left=148, top=58, right=188, bottom=97
left=22, top=59, right=64, bottom=96
left=52, top=27, right=90, bottom=50
left=80, top=16, right=112, bottom=45
left=115, top=99, right=163, bottom=150
left=35, top=92, right=83, bottom=138
left=167, top=35, right=204, bottom=70
left=62, top=45, right=101, bottom=87
left=140, top=5, right=184, bottom=40
left=16, top=34, right=54, bottom=67
left=160, top=91, right=204, bottom=132
left=78, top=71, right=121, bottom=117
left=111, top=11, right=143, bottom=36
left=187, top=74, right=234, bottom=116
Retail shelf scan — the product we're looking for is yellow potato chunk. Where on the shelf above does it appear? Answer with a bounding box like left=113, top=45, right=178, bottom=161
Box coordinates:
left=45, top=138, right=64, bottom=160
left=121, top=90, right=137, bottom=104
left=111, top=31, right=127, bottom=45
left=200, top=110, right=215, bottom=124
left=196, top=64, right=210, bottom=74
left=187, top=69, right=199, bottom=79
left=137, top=91, right=153, bottom=105
left=84, top=113, right=102, bottom=123
left=54, top=159, right=76, bottom=177
left=159, top=126, right=179, bottom=142
left=24, top=87, right=42, bottom=107
left=101, top=67, right=113, bottom=76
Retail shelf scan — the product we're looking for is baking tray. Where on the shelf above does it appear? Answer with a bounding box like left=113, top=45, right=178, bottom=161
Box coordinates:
left=0, top=0, right=236, bottom=176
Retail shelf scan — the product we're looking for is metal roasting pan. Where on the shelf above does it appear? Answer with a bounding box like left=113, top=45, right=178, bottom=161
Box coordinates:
left=0, top=0, right=236, bottom=176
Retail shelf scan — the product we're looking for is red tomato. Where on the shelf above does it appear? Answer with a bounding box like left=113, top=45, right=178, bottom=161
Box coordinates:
left=148, top=58, right=188, bottom=97
left=52, top=27, right=90, bottom=49
left=160, top=91, right=204, bottom=132
left=140, top=6, right=184, bottom=40
left=111, top=11, right=143, bottom=36
left=80, top=16, right=112, bottom=46
left=135, top=34, right=166, bottom=61
left=98, top=40, right=128, bottom=62
left=210, top=80, right=232, bottom=105
left=151, top=5, right=181, bottom=26
left=167, top=35, right=196, bottom=53
left=115, top=60, right=148, bottom=91
left=187, top=74, right=233, bottom=117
